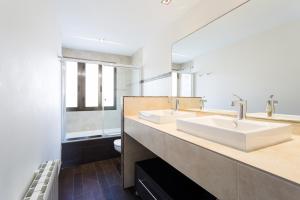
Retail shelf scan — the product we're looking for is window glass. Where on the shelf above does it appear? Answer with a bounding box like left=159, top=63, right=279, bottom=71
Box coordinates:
left=171, top=72, right=178, bottom=96
left=102, top=66, right=115, bottom=107
left=85, top=63, right=99, bottom=107
left=180, top=73, right=192, bottom=97
left=65, top=61, right=78, bottom=107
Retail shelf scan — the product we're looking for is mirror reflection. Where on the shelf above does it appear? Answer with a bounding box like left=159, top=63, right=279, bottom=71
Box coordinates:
left=172, top=0, right=300, bottom=115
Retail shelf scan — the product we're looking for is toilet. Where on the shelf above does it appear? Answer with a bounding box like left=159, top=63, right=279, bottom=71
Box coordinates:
left=114, top=139, right=121, bottom=153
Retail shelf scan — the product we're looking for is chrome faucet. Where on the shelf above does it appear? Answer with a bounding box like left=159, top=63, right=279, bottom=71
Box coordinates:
left=231, top=94, right=247, bottom=120
left=175, top=98, right=180, bottom=111
left=199, top=97, right=207, bottom=110
left=266, top=94, right=278, bottom=117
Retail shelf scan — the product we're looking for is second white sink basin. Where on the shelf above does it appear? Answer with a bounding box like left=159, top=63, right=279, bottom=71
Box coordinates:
left=177, top=115, right=292, bottom=152
left=247, top=112, right=300, bottom=123
left=139, top=109, right=196, bottom=124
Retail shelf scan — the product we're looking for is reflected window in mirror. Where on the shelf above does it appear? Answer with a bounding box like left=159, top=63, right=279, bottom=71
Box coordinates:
left=179, top=73, right=193, bottom=97
left=171, top=72, right=178, bottom=96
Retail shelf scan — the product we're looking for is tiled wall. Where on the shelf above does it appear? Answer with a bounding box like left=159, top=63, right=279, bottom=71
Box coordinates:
left=123, top=96, right=202, bottom=116
left=66, top=110, right=121, bottom=132
left=62, top=48, right=132, bottom=65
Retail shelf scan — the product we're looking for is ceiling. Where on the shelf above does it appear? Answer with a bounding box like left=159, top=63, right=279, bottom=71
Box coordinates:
left=172, top=0, right=300, bottom=64
left=59, top=0, right=201, bottom=56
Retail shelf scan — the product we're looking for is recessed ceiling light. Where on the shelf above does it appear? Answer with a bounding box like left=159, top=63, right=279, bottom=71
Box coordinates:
left=161, top=0, right=172, bottom=5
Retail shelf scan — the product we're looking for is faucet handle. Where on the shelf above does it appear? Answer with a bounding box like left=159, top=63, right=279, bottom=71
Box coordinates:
left=233, top=94, right=243, bottom=101
left=175, top=98, right=180, bottom=106
left=269, top=94, right=278, bottom=104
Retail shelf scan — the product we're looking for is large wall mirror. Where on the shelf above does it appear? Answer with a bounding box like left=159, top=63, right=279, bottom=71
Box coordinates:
left=172, top=0, right=300, bottom=115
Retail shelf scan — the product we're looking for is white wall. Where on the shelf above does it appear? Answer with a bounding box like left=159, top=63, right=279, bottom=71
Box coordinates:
left=0, top=0, right=61, bottom=199
left=132, top=48, right=143, bottom=67
left=143, top=78, right=172, bottom=96
left=131, top=48, right=143, bottom=95
left=141, top=0, right=247, bottom=95
left=193, top=21, right=300, bottom=114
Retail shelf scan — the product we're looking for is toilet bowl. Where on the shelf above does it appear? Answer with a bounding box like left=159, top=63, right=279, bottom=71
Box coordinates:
left=114, top=139, right=121, bottom=153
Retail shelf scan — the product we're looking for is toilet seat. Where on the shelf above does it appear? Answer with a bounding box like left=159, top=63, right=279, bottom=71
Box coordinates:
left=114, top=139, right=121, bottom=153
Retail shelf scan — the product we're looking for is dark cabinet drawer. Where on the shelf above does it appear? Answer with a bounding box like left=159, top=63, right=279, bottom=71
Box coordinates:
left=136, top=178, right=158, bottom=200
left=136, top=164, right=172, bottom=200
left=135, top=158, right=217, bottom=200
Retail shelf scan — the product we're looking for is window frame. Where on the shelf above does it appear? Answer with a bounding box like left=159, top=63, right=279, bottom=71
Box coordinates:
left=66, top=62, right=117, bottom=112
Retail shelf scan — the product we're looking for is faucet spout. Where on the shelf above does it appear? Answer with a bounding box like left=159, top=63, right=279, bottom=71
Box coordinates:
left=200, top=96, right=207, bottom=110
left=175, top=98, right=179, bottom=111
left=266, top=94, right=278, bottom=117
left=231, top=94, right=247, bottom=120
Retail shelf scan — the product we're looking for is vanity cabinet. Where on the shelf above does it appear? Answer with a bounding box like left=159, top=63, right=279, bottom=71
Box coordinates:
left=124, top=116, right=300, bottom=200
left=135, top=158, right=217, bottom=200
left=125, top=118, right=238, bottom=200
left=238, top=163, right=300, bottom=200
left=164, top=135, right=238, bottom=200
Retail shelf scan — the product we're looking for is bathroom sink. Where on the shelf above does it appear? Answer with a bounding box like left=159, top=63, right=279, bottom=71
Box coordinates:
left=247, top=112, right=300, bottom=123
left=176, top=115, right=292, bottom=152
left=139, top=109, right=196, bottom=124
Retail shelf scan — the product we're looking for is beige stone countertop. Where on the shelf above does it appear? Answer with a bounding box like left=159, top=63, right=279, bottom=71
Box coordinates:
left=125, top=115, right=300, bottom=186
left=186, top=108, right=237, bottom=116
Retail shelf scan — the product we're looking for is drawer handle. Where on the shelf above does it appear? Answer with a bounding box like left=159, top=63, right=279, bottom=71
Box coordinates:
left=138, top=179, right=158, bottom=200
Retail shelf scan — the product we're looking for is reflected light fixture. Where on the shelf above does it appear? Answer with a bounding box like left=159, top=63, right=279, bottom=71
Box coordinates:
left=172, top=52, right=189, bottom=58
left=161, top=0, right=172, bottom=5
left=198, top=72, right=213, bottom=77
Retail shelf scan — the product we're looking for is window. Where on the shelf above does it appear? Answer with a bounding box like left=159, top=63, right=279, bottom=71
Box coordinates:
left=102, top=66, right=115, bottom=107
left=179, top=73, right=193, bottom=97
left=65, top=61, right=116, bottom=111
left=85, top=63, right=99, bottom=107
left=171, top=72, right=178, bottom=97
left=65, top=61, right=78, bottom=108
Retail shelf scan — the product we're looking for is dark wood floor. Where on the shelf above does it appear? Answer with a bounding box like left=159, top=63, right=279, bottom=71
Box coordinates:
left=59, top=157, right=140, bottom=200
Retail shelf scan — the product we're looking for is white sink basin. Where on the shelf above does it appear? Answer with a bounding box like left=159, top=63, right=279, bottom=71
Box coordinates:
left=247, top=112, right=300, bottom=123
left=139, top=109, right=196, bottom=124
left=177, top=115, right=292, bottom=152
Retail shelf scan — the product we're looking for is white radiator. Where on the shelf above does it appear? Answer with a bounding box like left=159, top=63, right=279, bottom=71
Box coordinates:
left=23, top=160, right=60, bottom=200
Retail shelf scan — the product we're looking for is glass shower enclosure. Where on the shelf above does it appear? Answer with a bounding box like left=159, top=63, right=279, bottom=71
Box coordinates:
left=61, top=59, right=141, bottom=142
